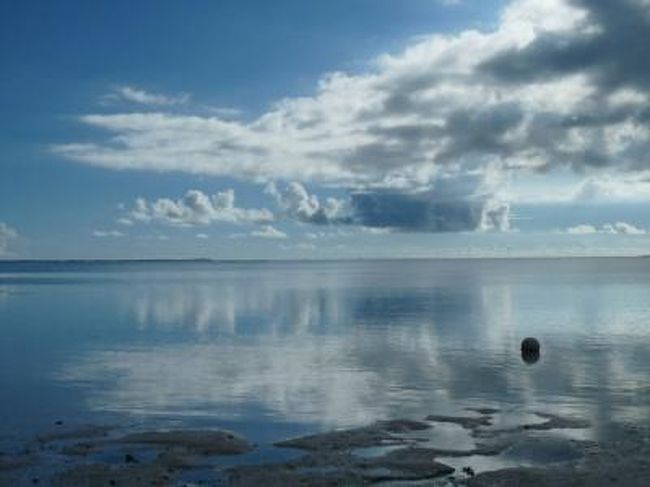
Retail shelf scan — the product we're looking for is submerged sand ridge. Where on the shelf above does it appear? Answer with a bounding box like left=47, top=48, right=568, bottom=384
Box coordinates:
left=0, top=409, right=648, bottom=486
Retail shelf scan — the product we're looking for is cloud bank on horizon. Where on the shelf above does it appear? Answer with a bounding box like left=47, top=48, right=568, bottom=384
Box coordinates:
left=54, top=0, right=650, bottom=234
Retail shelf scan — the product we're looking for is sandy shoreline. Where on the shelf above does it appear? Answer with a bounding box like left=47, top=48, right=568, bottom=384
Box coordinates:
left=1, top=409, right=648, bottom=486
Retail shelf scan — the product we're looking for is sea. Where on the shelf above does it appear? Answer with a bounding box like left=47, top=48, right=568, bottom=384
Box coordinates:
left=1, top=258, right=649, bottom=465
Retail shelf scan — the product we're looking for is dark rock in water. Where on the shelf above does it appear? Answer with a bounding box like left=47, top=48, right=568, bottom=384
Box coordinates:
left=521, top=337, right=540, bottom=352
left=521, top=349, right=540, bottom=364
left=521, top=337, right=541, bottom=364
left=463, top=466, right=476, bottom=477
left=124, top=453, right=138, bottom=464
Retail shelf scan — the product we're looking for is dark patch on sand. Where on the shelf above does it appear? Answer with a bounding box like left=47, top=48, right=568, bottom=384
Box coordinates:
left=469, top=425, right=650, bottom=486
left=52, top=463, right=171, bottom=487
left=275, top=419, right=431, bottom=451
left=466, top=407, right=501, bottom=416
left=227, top=447, right=454, bottom=486
left=361, top=447, right=455, bottom=481
left=117, top=429, right=253, bottom=455
left=36, top=425, right=112, bottom=444
left=0, top=453, right=34, bottom=471
left=59, top=441, right=100, bottom=456
left=491, top=412, right=591, bottom=435
left=8, top=411, right=643, bottom=486
left=426, top=414, right=493, bottom=430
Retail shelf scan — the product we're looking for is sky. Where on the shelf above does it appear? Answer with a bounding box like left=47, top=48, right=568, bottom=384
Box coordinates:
left=1, top=0, right=650, bottom=259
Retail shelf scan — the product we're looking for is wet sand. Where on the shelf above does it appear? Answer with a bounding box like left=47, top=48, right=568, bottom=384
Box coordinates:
left=1, top=409, right=648, bottom=486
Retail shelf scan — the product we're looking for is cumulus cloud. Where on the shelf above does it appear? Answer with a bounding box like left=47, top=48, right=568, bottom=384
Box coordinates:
left=0, top=222, right=18, bottom=255
left=268, top=179, right=509, bottom=232
left=266, top=182, right=351, bottom=225
left=602, top=222, right=646, bottom=235
left=350, top=173, right=510, bottom=232
left=128, top=189, right=274, bottom=227
left=106, top=86, right=190, bottom=106
left=565, top=222, right=646, bottom=234
left=54, top=0, right=650, bottom=233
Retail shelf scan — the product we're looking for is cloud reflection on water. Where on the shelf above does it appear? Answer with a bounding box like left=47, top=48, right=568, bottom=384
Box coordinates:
left=57, top=260, right=650, bottom=431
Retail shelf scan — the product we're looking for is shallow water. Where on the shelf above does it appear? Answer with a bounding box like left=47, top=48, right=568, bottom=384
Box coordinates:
left=1, top=258, right=649, bottom=454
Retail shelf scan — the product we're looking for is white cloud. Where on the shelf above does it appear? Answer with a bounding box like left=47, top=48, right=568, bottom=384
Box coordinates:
left=128, top=189, right=274, bottom=227
left=55, top=0, right=606, bottom=182
left=574, top=177, right=650, bottom=203
left=0, top=222, right=18, bottom=255
left=93, top=229, right=126, bottom=238
left=54, top=0, right=650, bottom=233
left=230, top=225, right=288, bottom=240
left=196, top=233, right=209, bottom=239
left=250, top=225, right=288, bottom=239
left=116, top=217, right=134, bottom=226
left=565, top=222, right=646, bottom=235
left=106, top=86, right=190, bottom=106
left=566, top=224, right=598, bottom=235
left=602, top=222, right=646, bottom=235
left=266, top=182, right=350, bottom=225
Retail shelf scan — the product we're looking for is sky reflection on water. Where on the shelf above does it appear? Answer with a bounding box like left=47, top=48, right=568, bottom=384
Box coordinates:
left=1, top=259, right=649, bottom=443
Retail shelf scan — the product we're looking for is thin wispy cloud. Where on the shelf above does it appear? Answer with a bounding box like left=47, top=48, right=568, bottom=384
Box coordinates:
left=104, top=86, right=191, bottom=106
left=93, top=229, right=126, bottom=238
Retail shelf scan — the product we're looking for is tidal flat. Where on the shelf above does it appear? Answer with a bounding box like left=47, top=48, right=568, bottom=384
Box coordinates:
left=1, top=410, right=649, bottom=485
left=1, top=259, right=649, bottom=485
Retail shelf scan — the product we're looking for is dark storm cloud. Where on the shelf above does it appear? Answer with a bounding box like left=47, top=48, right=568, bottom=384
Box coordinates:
left=437, top=104, right=525, bottom=163
left=475, top=0, right=650, bottom=172
left=482, top=0, right=650, bottom=92
left=269, top=182, right=509, bottom=232
left=350, top=191, right=487, bottom=232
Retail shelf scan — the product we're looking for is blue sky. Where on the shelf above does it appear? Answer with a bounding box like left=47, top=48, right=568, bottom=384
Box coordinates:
left=1, top=0, right=650, bottom=259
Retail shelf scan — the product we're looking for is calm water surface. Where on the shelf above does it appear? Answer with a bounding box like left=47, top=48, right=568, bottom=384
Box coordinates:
left=1, top=258, right=649, bottom=452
